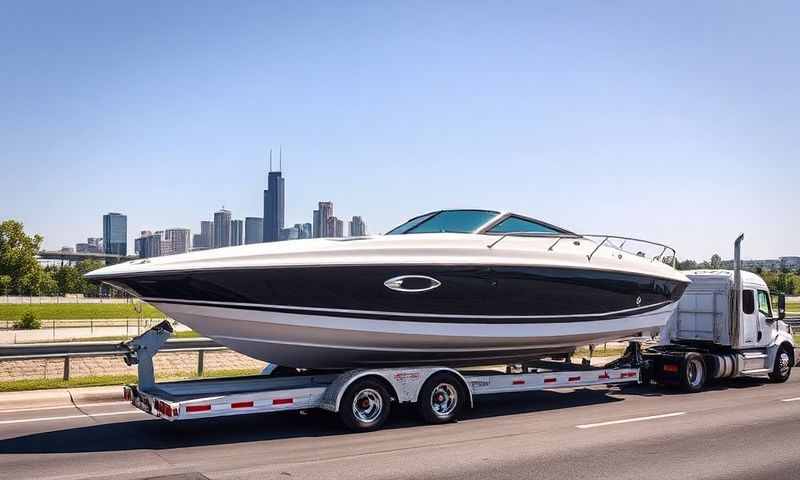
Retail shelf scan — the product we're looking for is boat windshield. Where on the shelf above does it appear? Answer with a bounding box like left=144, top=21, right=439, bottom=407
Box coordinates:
left=387, top=210, right=499, bottom=234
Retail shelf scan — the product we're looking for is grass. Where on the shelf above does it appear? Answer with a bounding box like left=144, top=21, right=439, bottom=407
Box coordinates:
left=0, top=367, right=262, bottom=393
left=0, top=303, right=165, bottom=321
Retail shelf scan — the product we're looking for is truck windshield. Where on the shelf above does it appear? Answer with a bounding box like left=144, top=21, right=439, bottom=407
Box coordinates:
left=387, top=210, right=499, bottom=234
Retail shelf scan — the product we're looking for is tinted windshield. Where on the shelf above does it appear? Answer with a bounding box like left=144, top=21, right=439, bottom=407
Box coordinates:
left=387, top=210, right=499, bottom=234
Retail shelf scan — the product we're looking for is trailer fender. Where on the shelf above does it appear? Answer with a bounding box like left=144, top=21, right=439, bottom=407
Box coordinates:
left=320, top=368, right=473, bottom=413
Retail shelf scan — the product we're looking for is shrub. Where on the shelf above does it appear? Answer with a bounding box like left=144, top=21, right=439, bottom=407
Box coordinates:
left=13, top=311, right=41, bottom=330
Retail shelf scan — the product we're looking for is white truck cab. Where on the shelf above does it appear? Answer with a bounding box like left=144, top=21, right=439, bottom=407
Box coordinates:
left=652, top=235, right=794, bottom=388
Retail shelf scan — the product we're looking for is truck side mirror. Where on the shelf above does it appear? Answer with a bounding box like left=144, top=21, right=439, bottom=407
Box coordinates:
left=778, top=293, right=786, bottom=320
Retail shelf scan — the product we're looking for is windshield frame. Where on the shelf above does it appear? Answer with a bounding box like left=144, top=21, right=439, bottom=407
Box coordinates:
left=386, top=210, right=575, bottom=236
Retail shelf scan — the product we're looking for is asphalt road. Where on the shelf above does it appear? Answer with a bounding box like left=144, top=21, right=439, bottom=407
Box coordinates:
left=1, top=376, right=800, bottom=480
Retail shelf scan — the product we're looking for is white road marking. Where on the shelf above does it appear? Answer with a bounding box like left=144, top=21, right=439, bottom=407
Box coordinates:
left=780, top=397, right=800, bottom=402
left=0, top=401, right=126, bottom=414
left=576, top=411, right=687, bottom=429
left=0, top=410, right=142, bottom=425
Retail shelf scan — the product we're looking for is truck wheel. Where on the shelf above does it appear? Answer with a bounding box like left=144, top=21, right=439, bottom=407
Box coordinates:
left=338, top=378, right=392, bottom=432
left=680, top=352, right=706, bottom=393
left=416, top=372, right=465, bottom=424
left=768, top=346, right=793, bottom=383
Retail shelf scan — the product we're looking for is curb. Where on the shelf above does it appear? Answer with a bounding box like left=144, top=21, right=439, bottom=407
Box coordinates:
left=0, top=385, right=124, bottom=411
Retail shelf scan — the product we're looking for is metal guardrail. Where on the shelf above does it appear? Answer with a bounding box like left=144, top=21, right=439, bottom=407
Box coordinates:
left=783, top=316, right=800, bottom=328
left=0, top=339, right=222, bottom=381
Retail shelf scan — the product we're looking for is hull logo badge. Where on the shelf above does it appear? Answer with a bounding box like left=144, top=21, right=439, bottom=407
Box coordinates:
left=384, top=275, right=442, bottom=293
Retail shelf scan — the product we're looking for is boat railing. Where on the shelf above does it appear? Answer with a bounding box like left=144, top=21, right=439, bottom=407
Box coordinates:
left=486, top=232, right=678, bottom=268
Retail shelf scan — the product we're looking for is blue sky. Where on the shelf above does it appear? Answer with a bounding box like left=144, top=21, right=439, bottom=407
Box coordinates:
left=1, top=1, right=797, bottom=260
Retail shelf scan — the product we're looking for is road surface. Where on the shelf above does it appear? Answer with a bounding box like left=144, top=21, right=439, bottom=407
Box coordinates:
left=1, top=376, right=800, bottom=480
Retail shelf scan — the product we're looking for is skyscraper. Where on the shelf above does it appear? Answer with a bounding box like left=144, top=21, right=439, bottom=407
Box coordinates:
left=214, top=209, right=232, bottom=248
left=263, top=152, right=285, bottom=242
left=198, top=221, right=214, bottom=249
left=134, top=230, right=161, bottom=258
left=349, top=216, right=367, bottom=237
left=231, top=219, right=244, bottom=246
left=302, top=223, right=312, bottom=239
left=103, top=212, right=127, bottom=256
left=327, top=216, right=344, bottom=238
left=314, top=201, right=333, bottom=238
left=161, top=228, right=191, bottom=256
left=245, top=217, right=263, bottom=244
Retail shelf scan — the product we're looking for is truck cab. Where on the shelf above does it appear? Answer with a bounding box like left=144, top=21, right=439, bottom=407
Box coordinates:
left=658, top=269, right=794, bottom=383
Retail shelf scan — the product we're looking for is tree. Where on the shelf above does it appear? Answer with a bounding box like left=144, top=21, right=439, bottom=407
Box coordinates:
left=710, top=254, right=722, bottom=269
left=0, top=220, right=45, bottom=294
left=0, top=275, right=10, bottom=296
left=54, top=266, right=84, bottom=294
left=677, top=259, right=698, bottom=271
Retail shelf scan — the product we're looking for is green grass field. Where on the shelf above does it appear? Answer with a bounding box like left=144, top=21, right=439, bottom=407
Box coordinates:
left=0, top=303, right=166, bottom=321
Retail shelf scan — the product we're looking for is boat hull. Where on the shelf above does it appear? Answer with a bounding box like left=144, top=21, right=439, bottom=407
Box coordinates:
left=152, top=300, right=678, bottom=368
left=100, top=263, right=687, bottom=368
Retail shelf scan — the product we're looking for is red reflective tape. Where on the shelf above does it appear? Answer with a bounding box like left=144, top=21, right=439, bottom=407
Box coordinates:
left=544, top=378, right=557, bottom=383
left=663, top=363, right=679, bottom=373
left=569, top=376, right=581, bottom=382
left=232, top=401, right=254, bottom=409
left=598, top=373, right=610, bottom=379
left=512, top=379, right=525, bottom=385
left=272, top=398, right=293, bottom=405
left=621, top=372, right=637, bottom=378
left=186, top=404, right=211, bottom=413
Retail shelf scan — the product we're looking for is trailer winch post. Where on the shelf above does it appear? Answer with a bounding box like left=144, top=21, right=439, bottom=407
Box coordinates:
left=119, top=320, right=173, bottom=391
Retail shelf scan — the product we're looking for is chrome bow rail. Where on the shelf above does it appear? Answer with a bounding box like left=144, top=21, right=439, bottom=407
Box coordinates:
left=486, top=232, right=678, bottom=268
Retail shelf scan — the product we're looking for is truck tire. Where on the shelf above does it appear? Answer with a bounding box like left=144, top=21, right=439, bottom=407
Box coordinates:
left=680, top=352, right=707, bottom=393
left=416, top=372, right=466, bottom=424
left=338, top=378, right=392, bottom=432
left=768, top=345, right=793, bottom=383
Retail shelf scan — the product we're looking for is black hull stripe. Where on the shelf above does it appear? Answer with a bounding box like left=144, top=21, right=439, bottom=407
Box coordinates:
left=150, top=299, right=673, bottom=324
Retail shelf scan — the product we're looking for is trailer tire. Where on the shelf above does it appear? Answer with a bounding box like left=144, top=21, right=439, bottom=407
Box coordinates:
left=768, top=345, right=793, bottom=383
left=680, top=352, right=706, bottom=393
left=416, top=372, right=465, bottom=425
left=338, top=378, right=392, bottom=432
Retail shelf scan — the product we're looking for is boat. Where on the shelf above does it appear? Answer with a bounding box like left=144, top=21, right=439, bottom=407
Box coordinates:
left=86, top=209, right=690, bottom=368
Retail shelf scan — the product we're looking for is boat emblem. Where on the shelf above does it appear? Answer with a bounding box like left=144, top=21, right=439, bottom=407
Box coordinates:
left=635, top=296, right=642, bottom=306
left=384, top=275, right=442, bottom=293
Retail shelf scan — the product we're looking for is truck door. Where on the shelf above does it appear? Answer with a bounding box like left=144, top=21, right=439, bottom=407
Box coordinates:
left=755, top=289, right=773, bottom=347
left=740, top=289, right=758, bottom=346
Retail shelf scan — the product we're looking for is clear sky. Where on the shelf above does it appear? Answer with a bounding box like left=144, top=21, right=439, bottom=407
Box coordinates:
left=1, top=1, right=797, bottom=260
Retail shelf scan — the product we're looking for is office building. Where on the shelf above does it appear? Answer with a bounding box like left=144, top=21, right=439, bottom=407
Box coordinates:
left=195, top=221, right=214, bottom=249
left=245, top=217, right=263, bottom=244
left=281, top=226, right=300, bottom=241
left=161, top=228, right=191, bottom=256
left=327, top=216, right=344, bottom=238
left=302, top=223, right=312, bottom=239
left=231, top=219, right=244, bottom=246
left=103, top=212, right=127, bottom=256
left=76, top=237, right=103, bottom=254
left=192, top=234, right=205, bottom=250
left=214, top=209, right=232, bottom=248
left=263, top=159, right=285, bottom=242
left=349, top=216, right=367, bottom=237
left=314, top=201, right=333, bottom=238
left=135, top=231, right=161, bottom=258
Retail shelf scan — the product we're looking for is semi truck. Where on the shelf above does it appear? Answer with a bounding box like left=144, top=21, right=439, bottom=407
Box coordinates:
left=121, top=235, right=794, bottom=431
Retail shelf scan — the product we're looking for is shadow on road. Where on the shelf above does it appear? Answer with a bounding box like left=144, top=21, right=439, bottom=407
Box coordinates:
left=0, top=387, right=623, bottom=454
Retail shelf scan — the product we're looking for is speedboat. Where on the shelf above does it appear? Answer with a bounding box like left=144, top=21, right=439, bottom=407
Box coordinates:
left=86, top=209, right=690, bottom=368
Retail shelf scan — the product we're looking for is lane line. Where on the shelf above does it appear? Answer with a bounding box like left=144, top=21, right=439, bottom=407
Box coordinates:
left=0, top=401, right=126, bottom=414
left=576, top=411, right=687, bottom=429
left=780, top=397, right=800, bottom=402
left=0, top=410, right=142, bottom=425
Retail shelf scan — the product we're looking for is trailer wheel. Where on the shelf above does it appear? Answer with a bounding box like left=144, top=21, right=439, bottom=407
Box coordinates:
left=338, top=378, right=392, bottom=432
left=680, top=352, right=706, bottom=393
left=416, top=372, right=465, bottom=425
left=768, top=345, right=793, bottom=383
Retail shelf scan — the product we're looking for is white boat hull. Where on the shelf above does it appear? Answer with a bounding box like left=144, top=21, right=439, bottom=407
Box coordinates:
left=155, top=301, right=677, bottom=368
